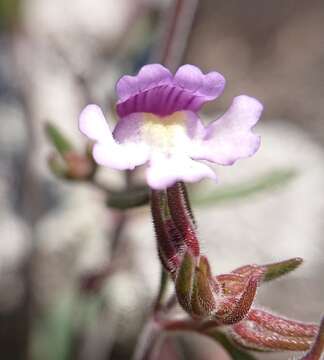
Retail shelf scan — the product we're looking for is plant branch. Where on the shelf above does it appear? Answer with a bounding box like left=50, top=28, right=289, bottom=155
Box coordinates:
left=153, top=0, right=199, bottom=71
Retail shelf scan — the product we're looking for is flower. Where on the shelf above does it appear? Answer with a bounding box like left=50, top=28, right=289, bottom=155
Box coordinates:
left=79, top=64, right=263, bottom=189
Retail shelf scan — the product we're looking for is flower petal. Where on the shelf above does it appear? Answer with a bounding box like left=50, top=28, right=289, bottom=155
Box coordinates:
left=146, top=153, right=217, bottom=190
left=116, top=64, right=173, bottom=117
left=114, top=111, right=206, bottom=157
left=92, top=141, right=149, bottom=171
left=116, top=64, right=226, bottom=118
left=174, top=64, right=225, bottom=100
left=112, top=112, right=144, bottom=143
left=192, top=95, right=262, bottom=165
left=79, top=105, right=149, bottom=170
left=116, top=64, right=172, bottom=102
left=161, top=65, right=225, bottom=115
left=79, top=104, right=112, bottom=142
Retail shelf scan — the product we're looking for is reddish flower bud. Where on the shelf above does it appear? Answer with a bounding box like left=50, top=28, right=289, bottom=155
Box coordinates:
left=151, top=190, right=181, bottom=273
left=63, top=151, right=95, bottom=180
left=166, top=182, right=200, bottom=256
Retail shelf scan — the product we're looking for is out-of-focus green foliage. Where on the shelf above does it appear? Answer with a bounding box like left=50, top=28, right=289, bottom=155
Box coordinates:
left=0, top=0, right=20, bottom=30
left=32, top=293, right=76, bottom=360
left=106, top=169, right=297, bottom=210
left=32, top=292, right=105, bottom=360
left=193, top=169, right=297, bottom=206
left=45, top=122, right=74, bottom=156
left=107, top=186, right=150, bottom=209
left=205, top=329, right=258, bottom=360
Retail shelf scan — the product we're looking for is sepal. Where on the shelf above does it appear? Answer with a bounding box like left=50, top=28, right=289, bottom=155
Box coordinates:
left=175, top=251, right=196, bottom=314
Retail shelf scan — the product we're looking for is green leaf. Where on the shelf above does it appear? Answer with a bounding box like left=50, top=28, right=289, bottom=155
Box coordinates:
left=106, top=186, right=150, bottom=209
left=31, top=292, right=104, bottom=360
left=205, top=329, right=258, bottom=360
left=31, top=293, right=76, bottom=360
left=193, top=169, right=297, bottom=206
left=0, top=0, right=20, bottom=30
left=154, top=268, right=170, bottom=311
left=263, top=257, right=303, bottom=282
left=45, top=122, right=74, bottom=156
left=47, top=154, right=68, bottom=178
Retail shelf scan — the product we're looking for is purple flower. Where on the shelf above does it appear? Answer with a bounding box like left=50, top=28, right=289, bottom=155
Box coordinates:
left=79, top=64, right=262, bottom=189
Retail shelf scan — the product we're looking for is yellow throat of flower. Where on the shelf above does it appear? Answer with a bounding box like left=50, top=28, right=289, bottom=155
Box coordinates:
left=142, top=112, right=188, bottom=153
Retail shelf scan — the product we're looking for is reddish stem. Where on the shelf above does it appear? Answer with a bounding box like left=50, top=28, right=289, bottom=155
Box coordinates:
left=156, top=0, right=199, bottom=71
left=301, top=316, right=324, bottom=360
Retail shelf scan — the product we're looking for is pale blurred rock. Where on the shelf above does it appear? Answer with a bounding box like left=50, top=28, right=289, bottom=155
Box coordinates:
left=0, top=213, right=31, bottom=311
left=0, top=100, right=31, bottom=312
left=34, top=184, right=110, bottom=304
left=23, top=0, right=136, bottom=46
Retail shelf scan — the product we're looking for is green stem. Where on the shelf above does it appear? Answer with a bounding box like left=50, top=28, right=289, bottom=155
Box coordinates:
left=154, top=268, right=169, bottom=312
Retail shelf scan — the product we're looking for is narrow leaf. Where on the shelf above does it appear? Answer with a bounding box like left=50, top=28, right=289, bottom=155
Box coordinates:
left=47, top=154, right=68, bottom=178
left=107, top=186, right=149, bottom=209
left=154, top=268, right=170, bottom=311
left=232, top=257, right=303, bottom=283
left=194, top=169, right=297, bottom=206
left=263, top=257, right=303, bottom=282
left=45, top=122, right=74, bottom=156
left=205, top=329, right=258, bottom=360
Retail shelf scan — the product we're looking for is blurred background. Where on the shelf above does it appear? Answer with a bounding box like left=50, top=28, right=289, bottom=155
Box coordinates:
left=0, top=0, right=324, bottom=359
